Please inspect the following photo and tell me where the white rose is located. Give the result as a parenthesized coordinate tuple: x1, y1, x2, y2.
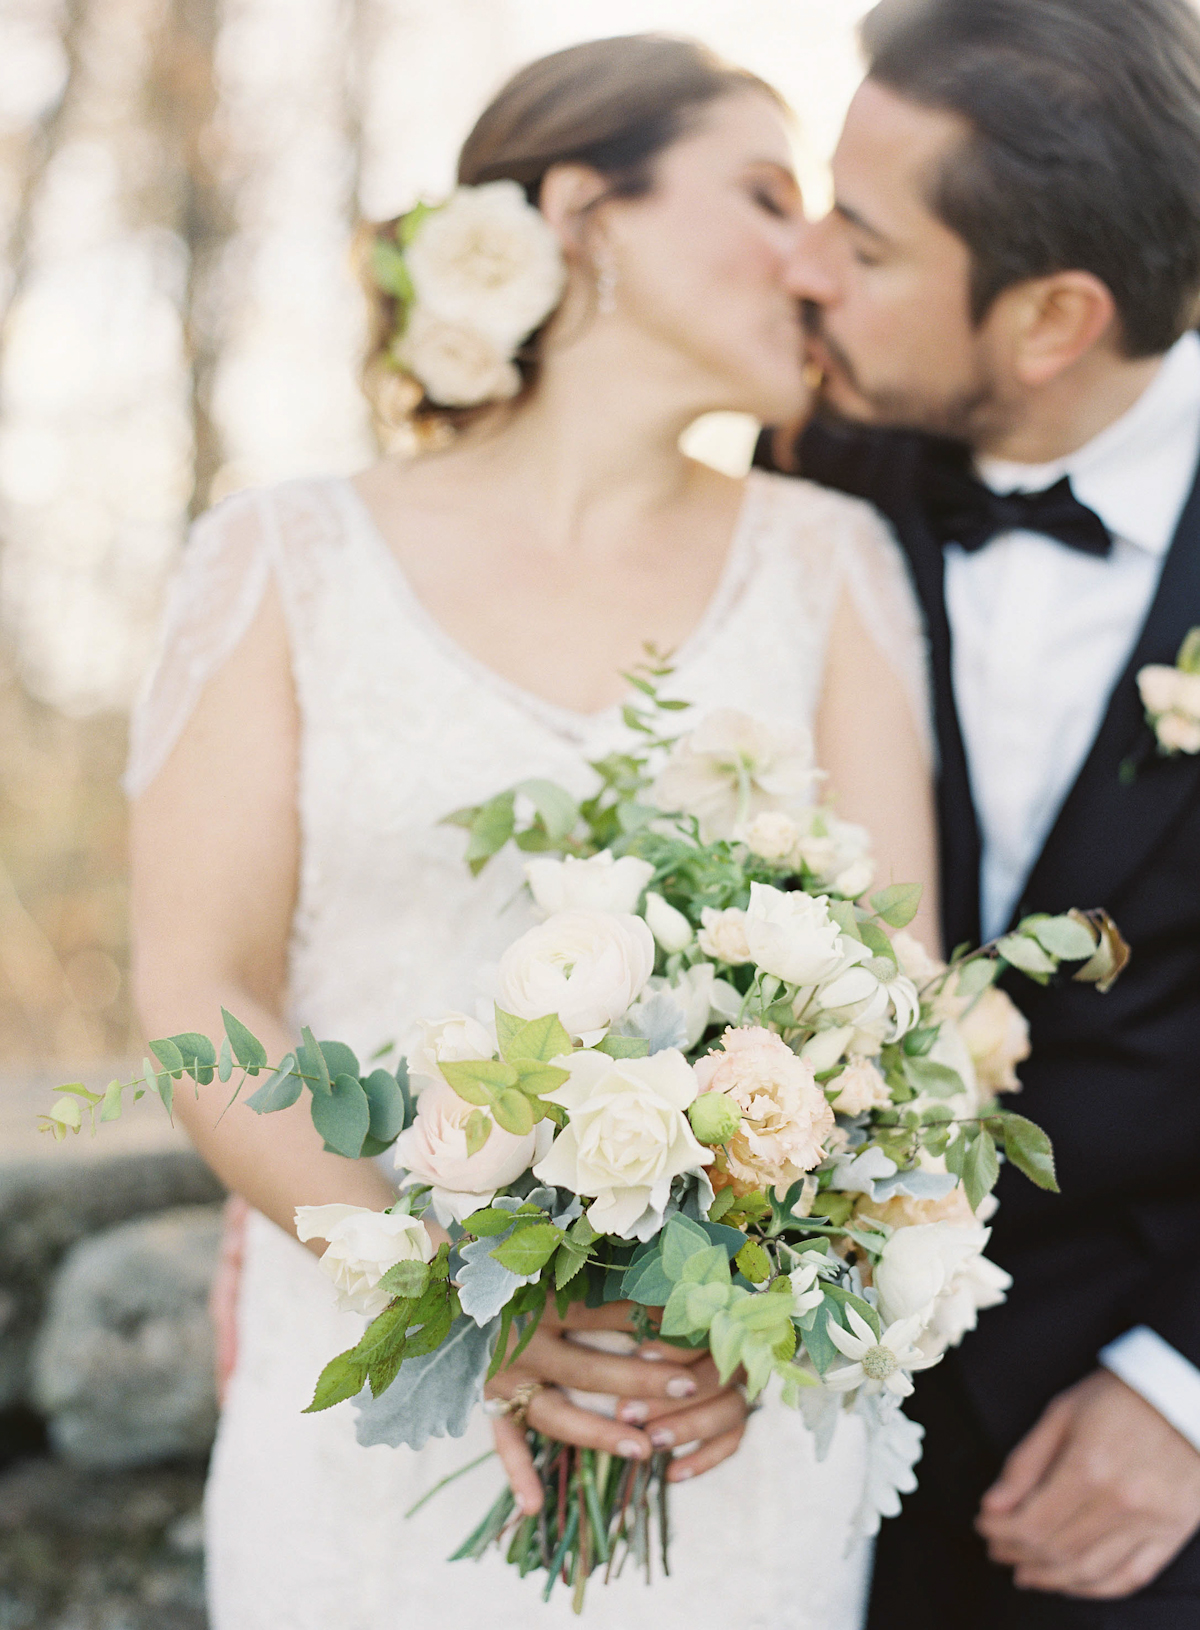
(525, 852, 654, 917)
(406, 1011, 496, 1090)
(744, 883, 844, 986)
(397, 308, 521, 407)
(495, 908, 654, 1045)
(406, 180, 567, 348)
(697, 906, 753, 965)
(644, 891, 694, 953)
(921, 1251, 1011, 1353)
(874, 1221, 1000, 1333)
(1138, 664, 1184, 717)
(391, 1079, 546, 1227)
(534, 1048, 711, 1240)
(833, 859, 876, 899)
(650, 710, 817, 840)
(828, 1057, 891, 1114)
(739, 810, 802, 862)
(794, 811, 873, 888)
(1156, 711, 1200, 753)
(294, 1203, 434, 1318)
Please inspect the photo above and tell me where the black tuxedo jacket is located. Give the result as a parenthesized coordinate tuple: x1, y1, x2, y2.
(760, 419, 1200, 1450)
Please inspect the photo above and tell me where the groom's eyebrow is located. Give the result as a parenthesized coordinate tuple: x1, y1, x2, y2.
(832, 201, 890, 244)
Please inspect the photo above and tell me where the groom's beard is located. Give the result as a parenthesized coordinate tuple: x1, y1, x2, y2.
(802, 304, 1015, 447)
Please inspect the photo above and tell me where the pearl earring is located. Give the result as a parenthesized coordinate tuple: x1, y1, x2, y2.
(596, 257, 618, 317)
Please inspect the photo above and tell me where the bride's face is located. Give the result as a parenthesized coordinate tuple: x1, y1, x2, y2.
(596, 91, 808, 422)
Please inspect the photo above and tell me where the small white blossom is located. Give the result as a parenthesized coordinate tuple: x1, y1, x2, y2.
(697, 906, 753, 965)
(644, 891, 695, 953)
(824, 1307, 937, 1398)
(651, 710, 817, 840)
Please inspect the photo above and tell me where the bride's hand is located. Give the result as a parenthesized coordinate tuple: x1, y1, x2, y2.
(484, 1299, 749, 1514)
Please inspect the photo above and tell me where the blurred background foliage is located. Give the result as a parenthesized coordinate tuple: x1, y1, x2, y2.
(0, 0, 872, 1074)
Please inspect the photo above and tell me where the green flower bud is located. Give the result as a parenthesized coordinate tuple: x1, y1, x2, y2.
(688, 1091, 741, 1145)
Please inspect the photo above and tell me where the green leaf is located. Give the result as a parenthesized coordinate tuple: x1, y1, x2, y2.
(996, 934, 1057, 978)
(1027, 914, 1098, 963)
(464, 1109, 491, 1156)
(962, 1128, 1000, 1211)
(462, 1206, 518, 1237)
(903, 1056, 968, 1099)
(499, 1010, 573, 1065)
(149, 1037, 185, 1079)
(377, 1258, 431, 1299)
(955, 958, 998, 998)
(492, 1088, 535, 1136)
(870, 883, 923, 929)
(708, 1306, 747, 1383)
(303, 1350, 368, 1413)
(660, 1213, 712, 1280)
(680, 1244, 733, 1286)
(361, 1068, 408, 1144)
(317, 1040, 361, 1080)
(554, 1241, 591, 1291)
(221, 1008, 267, 1072)
(512, 1059, 569, 1099)
(490, 1223, 563, 1275)
(856, 920, 896, 961)
(822, 1283, 882, 1340)
(311, 1073, 371, 1158)
(707, 1186, 737, 1223)
(439, 1058, 517, 1105)
(901, 1025, 939, 1057)
(464, 792, 516, 874)
(992, 1112, 1059, 1192)
(734, 1241, 772, 1284)
(167, 1032, 217, 1085)
(514, 779, 579, 843)
(98, 1079, 124, 1122)
(245, 1054, 302, 1114)
(297, 1027, 332, 1094)
(660, 1280, 732, 1339)
(595, 1033, 650, 1059)
(622, 1243, 676, 1307)
(370, 237, 414, 302)
(217, 1034, 233, 1084)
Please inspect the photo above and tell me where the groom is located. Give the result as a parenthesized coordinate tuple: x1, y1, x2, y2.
(764, 0, 1200, 1623)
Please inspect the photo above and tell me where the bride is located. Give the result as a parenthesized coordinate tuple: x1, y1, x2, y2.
(128, 34, 937, 1630)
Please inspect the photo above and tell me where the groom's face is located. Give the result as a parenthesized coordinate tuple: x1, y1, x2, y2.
(788, 79, 1017, 443)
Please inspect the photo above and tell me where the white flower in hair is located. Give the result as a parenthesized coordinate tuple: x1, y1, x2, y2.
(396, 308, 522, 408)
(406, 179, 567, 350)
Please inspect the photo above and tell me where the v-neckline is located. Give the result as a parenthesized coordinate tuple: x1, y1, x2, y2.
(333, 470, 762, 737)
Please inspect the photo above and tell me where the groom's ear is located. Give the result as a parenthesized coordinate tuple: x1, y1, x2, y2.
(538, 165, 613, 260)
(995, 270, 1120, 388)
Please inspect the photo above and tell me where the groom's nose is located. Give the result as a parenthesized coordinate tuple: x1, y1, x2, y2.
(784, 219, 838, 308)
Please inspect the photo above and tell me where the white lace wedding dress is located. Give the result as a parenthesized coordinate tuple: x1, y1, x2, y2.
(126, 467, 931, 1630)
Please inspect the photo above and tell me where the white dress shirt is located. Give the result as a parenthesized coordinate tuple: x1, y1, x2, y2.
(943, 328, 1200, 1448)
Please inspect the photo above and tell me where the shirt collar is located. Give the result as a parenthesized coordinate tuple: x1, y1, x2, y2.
(974, 330, 1200, 558)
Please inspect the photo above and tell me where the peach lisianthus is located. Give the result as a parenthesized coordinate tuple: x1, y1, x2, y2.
(693, 1026, 834, 1195)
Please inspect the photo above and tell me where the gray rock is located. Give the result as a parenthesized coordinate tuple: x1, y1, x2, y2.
(32, 1206, 222, 1469)
(0, 1152, 223, 1409)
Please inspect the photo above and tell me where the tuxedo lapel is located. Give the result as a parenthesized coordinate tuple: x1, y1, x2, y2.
(1014, 458, 1200, 920)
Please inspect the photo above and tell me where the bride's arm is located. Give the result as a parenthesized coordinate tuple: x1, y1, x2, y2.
(130, 578, 396, 1244)
(815, 580, 941, 956)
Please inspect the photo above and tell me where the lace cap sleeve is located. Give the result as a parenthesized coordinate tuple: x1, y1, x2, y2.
(835, 497, 935, 768)
(124, 489, 275, 798)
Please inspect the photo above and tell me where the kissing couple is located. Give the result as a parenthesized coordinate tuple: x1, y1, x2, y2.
(129, 2, 1200, 1627)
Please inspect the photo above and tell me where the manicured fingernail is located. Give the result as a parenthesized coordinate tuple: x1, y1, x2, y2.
(638, 1349, 665, 1362)
(650, 1426, 675, 1449)
(616, 1438, 647, 1459)
(618, 1401, 649, 1423)
(665, 1376, 696, 1399)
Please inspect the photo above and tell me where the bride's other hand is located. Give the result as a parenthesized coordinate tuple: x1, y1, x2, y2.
(485, 1300, 748, 1513)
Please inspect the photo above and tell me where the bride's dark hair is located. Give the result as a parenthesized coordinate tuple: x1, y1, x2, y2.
(361, 34, 784, 445)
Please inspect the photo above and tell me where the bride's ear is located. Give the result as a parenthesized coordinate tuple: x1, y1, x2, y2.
(538, 165, 612, 263)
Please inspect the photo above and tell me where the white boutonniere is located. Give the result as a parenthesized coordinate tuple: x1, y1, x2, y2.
(1137, 628, 1200, 756)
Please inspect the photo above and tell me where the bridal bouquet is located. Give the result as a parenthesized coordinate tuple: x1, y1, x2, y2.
(41, 661, 1126, 1610)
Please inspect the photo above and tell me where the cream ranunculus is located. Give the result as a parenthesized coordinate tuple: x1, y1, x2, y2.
(692, 1025, 834, 1194)
(406, 1011, 497, 1091)
(405, 180, 567, 348)
(739, 810, 802, 863)
(495, 909, 654, 1046)
(524, 852, 654, 917)
(294, 1203, 434, 1318)
(744, 883, 845, 987)
(956, 985, 1030, 1095)
(396, 308, 521, 407)
(697, 906, 753, 965)
(828, 1056, 891, 1115)
(391, 1079, 545, 1227)
(920, 1250, 1011, 1353)
(533, 1049, 711, 1240)
(650, 710, 817, 840)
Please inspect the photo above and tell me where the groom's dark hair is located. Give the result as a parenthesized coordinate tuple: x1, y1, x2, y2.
(861, 0, 1200, 355)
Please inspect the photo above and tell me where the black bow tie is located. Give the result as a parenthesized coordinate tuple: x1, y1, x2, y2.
(923, 448, 1112, 556)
